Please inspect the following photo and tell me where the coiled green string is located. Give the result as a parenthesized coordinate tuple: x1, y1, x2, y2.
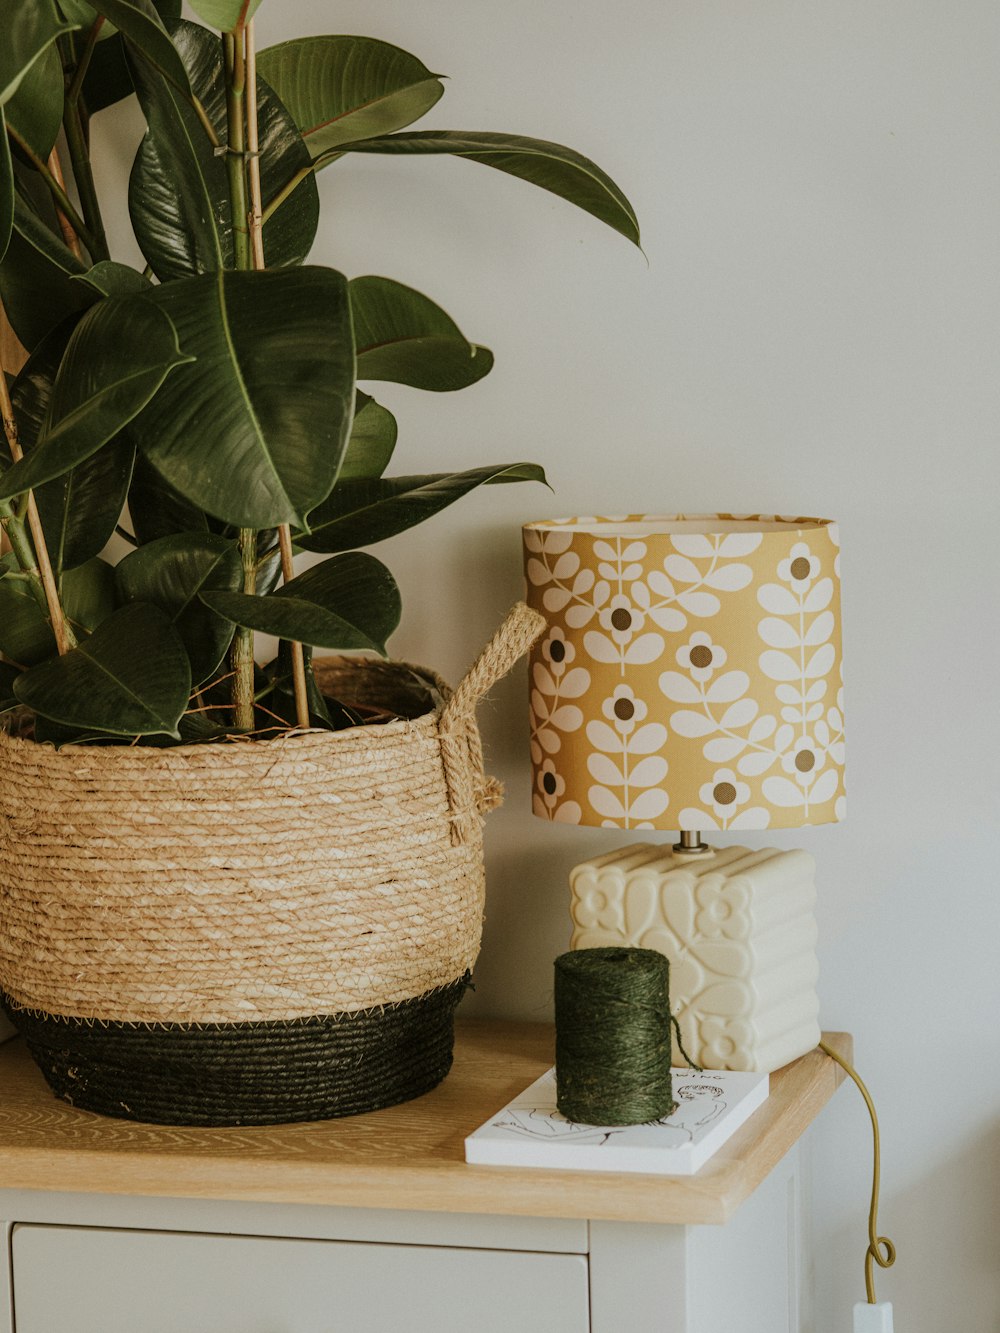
(555, 947, 678, 1126)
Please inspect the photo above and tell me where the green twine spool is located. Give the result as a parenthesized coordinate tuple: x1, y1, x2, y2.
(554, 946, 675, 1126)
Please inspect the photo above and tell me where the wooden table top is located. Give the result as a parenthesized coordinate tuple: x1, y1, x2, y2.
(0, 1020, 849, 1225)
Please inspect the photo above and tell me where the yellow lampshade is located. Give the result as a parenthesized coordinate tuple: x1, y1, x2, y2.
(523, 514, 844, 832)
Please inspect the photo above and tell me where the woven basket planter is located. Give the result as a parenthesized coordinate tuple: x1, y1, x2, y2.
(0, 603, 543, 1126)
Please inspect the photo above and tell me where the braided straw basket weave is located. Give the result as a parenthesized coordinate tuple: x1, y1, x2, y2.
(0, 603, 544, 1125)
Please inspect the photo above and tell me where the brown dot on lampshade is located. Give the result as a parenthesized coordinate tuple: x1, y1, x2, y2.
(794, 749, 816, 772)
(713, 782, 737, 805)
(613, 698, 635, 720)
(543, 772, 558, 795)
(790, 556, 811, 580)
(549, 639, 566, 662)
(610, 608, 633, 631)
(689, 644, 713, 668)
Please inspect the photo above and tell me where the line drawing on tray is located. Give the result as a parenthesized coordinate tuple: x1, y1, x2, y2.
(488, 1076, 732, 1146)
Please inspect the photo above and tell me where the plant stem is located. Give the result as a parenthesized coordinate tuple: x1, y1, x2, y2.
(61, 101, 110, 262)
(6, 125, 98, 257)
(261, 163, 315, 227)
(223, 32, 250, 272)
(0, 348, 75, 654)
(66, 16, 105, 106)
(46, 147, 84, 260)
(245, 19, 310, 730)
(230, 526, 257, 729)
(223, 27, 256, 729)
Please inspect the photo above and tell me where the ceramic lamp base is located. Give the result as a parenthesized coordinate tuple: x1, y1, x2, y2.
(569, 843, 820, 1073)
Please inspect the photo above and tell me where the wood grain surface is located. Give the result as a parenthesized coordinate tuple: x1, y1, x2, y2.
(0, 1020, 849, 1225)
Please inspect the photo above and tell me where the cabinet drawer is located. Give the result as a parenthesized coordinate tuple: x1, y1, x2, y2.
(13, 1224, 590, 1333)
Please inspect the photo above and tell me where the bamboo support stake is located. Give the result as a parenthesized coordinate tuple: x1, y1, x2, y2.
(245, 19, 309, 730)
(46, 147, 84, 261)
(0, 347, 75, 655)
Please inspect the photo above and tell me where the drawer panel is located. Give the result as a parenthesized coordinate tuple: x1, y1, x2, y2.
(13, 1224, 590, 1333)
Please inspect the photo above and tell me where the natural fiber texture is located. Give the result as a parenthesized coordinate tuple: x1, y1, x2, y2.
(0, 603, 546, 1027)
(2, 976, 470, 1125)
(554, 947, 676, 1126)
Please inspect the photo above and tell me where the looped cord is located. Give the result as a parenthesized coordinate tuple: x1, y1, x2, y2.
(439, 603, 546, 846)
(820, 1039, 897, 1305)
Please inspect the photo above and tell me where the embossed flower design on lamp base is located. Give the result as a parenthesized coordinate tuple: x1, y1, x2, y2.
(523, 514, 845, 1074)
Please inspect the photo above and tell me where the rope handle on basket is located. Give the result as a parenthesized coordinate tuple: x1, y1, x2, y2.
(439, 602, 547, 846)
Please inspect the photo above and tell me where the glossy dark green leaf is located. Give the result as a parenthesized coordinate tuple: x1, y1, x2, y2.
(351, 276, 493, 392)
(14, 601, 191, 736)
(115, 531, 242, 683)
(329, 131, 641, 248)
(256, 37, 443, 160)
(0, 661, 21, 711)
(129, 19, 318, 280)
(130, 267, 355, 529)
(85, 0, 193, 100)
(79, 0, 183, 114)
(6, 43, 63, 159)
(0, 554, 56, 665)
(202, 551, 400, 655)
(0, 112, 12, 265)
(339, 392, 397, 480)
(10, 320, 135, 571)
(298, 463, 546, 554)
(0, 194, 94, 351)
(62, 556, 118, 634)
(2, 3, 74, 107)
(74, 260, 154, 297)
(0, 296, 190, 503)
(128, 453, 210, 544)
(186, 0, 264, 32)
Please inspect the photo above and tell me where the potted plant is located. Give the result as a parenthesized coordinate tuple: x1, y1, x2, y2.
(0, 0, 639, 1123)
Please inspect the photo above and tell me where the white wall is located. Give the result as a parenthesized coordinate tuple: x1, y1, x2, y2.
(119, 1, 1000, 1327)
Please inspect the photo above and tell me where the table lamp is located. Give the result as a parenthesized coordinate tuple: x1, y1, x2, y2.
(523, 513, 844, 1073)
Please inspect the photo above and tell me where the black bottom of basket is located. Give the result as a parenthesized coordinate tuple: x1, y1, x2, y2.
(1, 977, 471, 1127)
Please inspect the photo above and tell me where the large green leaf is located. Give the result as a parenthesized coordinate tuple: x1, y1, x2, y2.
(339, 392, 397, 480)
(298, 463, 546, 554)
(10, 322, 135, 572)
(257, 37, 443, 159)
(186, 0, 264, 32)
(84, 0, 193, 99)
(14, 601, 191, 736)
(351, 276, 493, 392)
(202, 551, 400, 655)
(74, 260, 153, 297)
(2, 4, 74, 107)
(79, 0, 183, 114)
(126, 459, 281, 598)
(0, 554, 57, 665)
(127, 453, 211, 544)
(0, 193, 94, 350)
(6, 43, 63, 159)
(0, 112, 11, 265)
(329, 131, 641, 248)
(130, 266, 355, 530)
(0, 662, 21, 712)
(129, 19, 318, 278)
(62, 556, 118, 635)
(0, 296, 189, 503)
(114, 531, 242, 683)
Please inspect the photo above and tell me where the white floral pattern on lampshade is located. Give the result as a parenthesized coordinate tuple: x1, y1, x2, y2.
(523, 514, 844, 831)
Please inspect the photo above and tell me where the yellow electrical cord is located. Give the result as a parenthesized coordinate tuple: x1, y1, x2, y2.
(819, 1040, 897, 1304)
